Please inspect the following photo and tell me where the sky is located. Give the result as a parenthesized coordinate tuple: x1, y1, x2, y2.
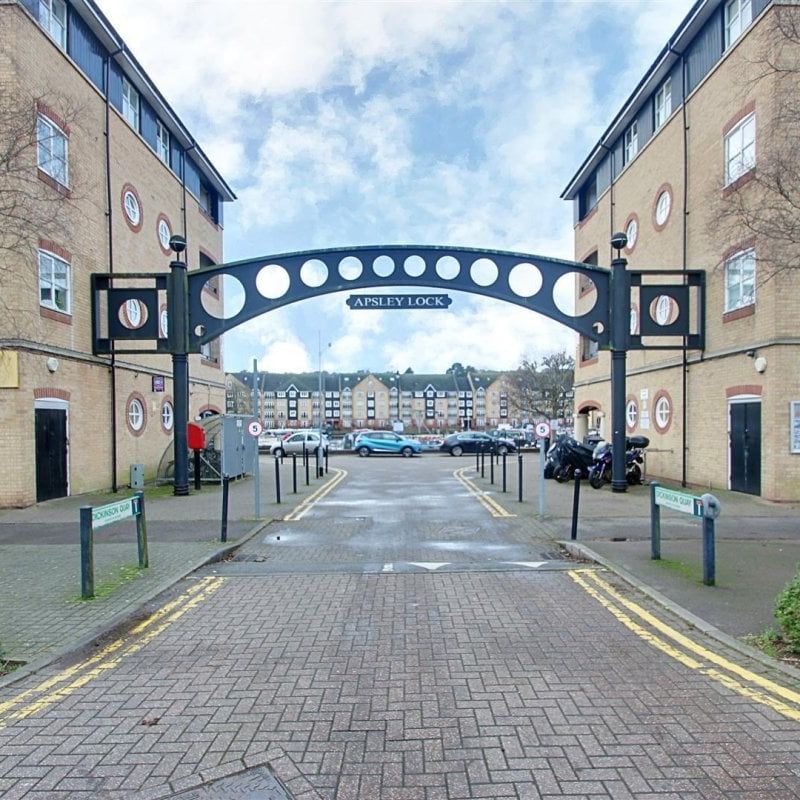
(102, 0, 694, 375)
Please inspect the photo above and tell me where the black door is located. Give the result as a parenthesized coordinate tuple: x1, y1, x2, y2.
(35, 408, 68, 502)
(730, 402, 761, 495)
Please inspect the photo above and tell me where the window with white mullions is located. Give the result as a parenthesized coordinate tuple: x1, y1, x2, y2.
(156, 120, 170, 165)
(37, 115, 68, 186)
(39, 0, 67, 50)
(725, 0, 752, 49)
(122, 77, 140, 130)
(724, 248, 756, 312)
(38, 250, 71, 313)
(128, 397, 144, 432)
(624, 120, 638, 165)
(654, 77, 672, 130)
(725, 113, 755, 185)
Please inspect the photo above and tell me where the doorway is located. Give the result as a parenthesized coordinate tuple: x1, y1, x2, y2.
(729, 400, 761, 495)
(35, 403, 69, 502)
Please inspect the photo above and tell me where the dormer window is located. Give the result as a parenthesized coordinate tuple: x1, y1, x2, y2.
(624, 121, 639, 165)
(39, 0, 66, 50)
(725, 0, 752, 49)
(122, 77, 140, 131)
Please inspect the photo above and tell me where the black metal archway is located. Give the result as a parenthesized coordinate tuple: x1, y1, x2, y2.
(92, 240, 704, 495)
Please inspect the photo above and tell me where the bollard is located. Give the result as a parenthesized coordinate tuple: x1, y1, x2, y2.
(305, 451, 310, 486)
(193, 448, 202, 491)
(481, 447, 485, 478)
(650, 482, 661, 560)
(79, 506, 94, 599)
(490, 451, 494, 484)
(475, 447, 479, 471)
(135, 490, 148, 568)
(292, 453, 298, 493)
(703, 515, 715, 586)
(325, 447, 329, 474)
(302, 442, 307, 469)
(220, 475, 230, 542)
(502, 452, 507, 492)
(517, 452, 523, 502)
(275, 456, 281, 504)
(570, 469, 582, 540)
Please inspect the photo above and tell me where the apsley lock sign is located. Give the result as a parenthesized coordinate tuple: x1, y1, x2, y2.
(347, 294, 452, 310)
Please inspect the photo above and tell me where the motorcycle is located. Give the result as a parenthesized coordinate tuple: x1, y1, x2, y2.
(545, 436, 595, 482)
(588, 436, 649, 489)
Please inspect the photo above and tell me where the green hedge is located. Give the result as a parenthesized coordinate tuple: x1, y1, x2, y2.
(775, 569, 800, 653)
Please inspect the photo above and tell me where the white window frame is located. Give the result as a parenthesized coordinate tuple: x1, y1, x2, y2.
(37, 114, 68, 186)
(128, 397, 145, 432)
(123, 190, 141, 227)
(38, 249, 71, 314)
(122, 77, 140, 130)
(724, 112, 755, 185)
(654, 77, 672, 129)
(156, 120, 170, 164)
(39, 0, 67, 50)
(724, 248, 756, 312)
(725, 0, 752, 49)
(624, 121, 638, 164)
(161, 401, 174, 432)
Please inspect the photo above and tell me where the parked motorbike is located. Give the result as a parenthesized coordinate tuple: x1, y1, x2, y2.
(544, 436, 595, 482)
(588, 436, 649, 489)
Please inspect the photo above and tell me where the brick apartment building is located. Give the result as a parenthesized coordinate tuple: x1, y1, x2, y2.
(0, 0, 234, 507)
(231, 370, 521, 433)
(563, 0, 800, 500)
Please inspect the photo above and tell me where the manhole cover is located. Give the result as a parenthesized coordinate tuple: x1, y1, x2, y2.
(169, 765, 293, 799)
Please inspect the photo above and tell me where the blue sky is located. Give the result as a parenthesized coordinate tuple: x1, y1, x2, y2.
(103, 0, 693, 374)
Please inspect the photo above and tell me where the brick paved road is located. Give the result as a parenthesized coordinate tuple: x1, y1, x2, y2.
(1, 456, 799, 798)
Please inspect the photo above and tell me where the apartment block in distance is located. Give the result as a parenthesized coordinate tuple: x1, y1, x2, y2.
(562, 0, 800, 500)
(0, 0, 235, 507)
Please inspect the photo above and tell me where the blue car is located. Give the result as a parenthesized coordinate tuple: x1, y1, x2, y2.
(353, 431, 423, 457)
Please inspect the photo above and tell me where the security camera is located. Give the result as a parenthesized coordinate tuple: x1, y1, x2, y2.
(610, 232, 628, 251)
(169, 234, 187, 254)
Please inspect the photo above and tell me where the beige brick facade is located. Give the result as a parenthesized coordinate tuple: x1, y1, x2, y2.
(568, 2, 799, 501)
(0, 1, 231, 506)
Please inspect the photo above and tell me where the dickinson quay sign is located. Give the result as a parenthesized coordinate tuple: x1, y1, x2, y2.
(346, 294, 452, 309)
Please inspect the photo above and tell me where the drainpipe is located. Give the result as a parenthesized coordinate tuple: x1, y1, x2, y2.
(105, 48, 123, 493)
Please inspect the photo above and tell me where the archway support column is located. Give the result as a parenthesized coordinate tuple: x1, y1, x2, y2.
(610, 249, 629, 493)
(168, 243, 190, 496)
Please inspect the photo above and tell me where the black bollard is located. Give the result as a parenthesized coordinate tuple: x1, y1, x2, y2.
(292, 453, 298, 494)
(481, 447, 485, 478)
(220, 475, 230, 542)
(490, 451, 494, 484)
(325, 447, 329, 474)
(305, 451, 310, 486)
(517, 452, 523, 502)
(502, 452, 507, 492)
(193, 448, 202, 491)
(275, 456, 281, 504)
(475, 447, 479, 471)
(570, 469, 582, 540)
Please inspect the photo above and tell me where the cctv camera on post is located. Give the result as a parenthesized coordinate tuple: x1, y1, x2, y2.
(169, 234, 187, 255)
(610, 231, 628, 252)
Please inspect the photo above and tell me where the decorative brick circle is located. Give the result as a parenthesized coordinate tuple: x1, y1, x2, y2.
(652, 183, 673, 232)
(125, 391, 147, 436)
(121, 183, 143, 233)
(156, 213, 173, 255)
(623, 213, 639, 253)
(651, 389, 673, 434)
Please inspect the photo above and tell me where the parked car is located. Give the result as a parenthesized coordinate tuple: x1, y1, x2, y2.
(270, 431, 329, 458)
(440, 432, 517, 456)
(353, 431, 423, 457)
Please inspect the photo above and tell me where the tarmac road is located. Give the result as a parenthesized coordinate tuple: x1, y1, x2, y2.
(1, 455, 799, 799)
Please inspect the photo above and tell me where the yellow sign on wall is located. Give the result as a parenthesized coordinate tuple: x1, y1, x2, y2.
(0, 351, 19, 388)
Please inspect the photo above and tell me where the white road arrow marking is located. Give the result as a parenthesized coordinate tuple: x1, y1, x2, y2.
(408, 562, 450, 571)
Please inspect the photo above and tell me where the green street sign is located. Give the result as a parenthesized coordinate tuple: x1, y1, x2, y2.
(91, 497, 137, 529)
(654, 486, 703, 517)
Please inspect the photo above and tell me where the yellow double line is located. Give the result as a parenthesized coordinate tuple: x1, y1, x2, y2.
(283, 468, 347, 522)
(454, 467, 516, 518)
(0, 576, 224, 729)
(570, 569, 800, 721)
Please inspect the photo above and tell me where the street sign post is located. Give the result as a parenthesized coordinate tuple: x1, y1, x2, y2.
(535, 422, 550, 518)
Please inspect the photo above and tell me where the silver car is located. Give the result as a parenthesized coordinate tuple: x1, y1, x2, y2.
(270, 431, 329, 458)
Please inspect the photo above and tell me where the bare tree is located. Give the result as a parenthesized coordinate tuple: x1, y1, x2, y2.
(712, 7, 800, 283)
(507, 350, 574, 421)
(0, 86, 83, 321)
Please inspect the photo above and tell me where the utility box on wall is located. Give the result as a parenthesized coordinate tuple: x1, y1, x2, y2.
(130, 463, 144, 489)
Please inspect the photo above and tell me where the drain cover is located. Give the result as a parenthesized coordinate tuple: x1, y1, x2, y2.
(169, 766, 293, 799)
